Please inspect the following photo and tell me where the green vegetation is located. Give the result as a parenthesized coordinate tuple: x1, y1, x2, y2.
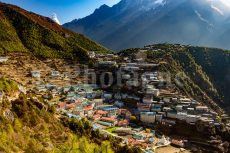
(106, 127, 117, 133)
(0, 2, 109, 62)
(118, 48, 140, 57)
(187, 47, 230, 107)
(0, 84, 141, 153)
(0, 94, 115, 153)
(64, 119, 141, 153)
(0, 77, 18, 93)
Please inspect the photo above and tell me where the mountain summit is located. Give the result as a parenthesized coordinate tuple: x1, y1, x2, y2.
(51, 13, 61, 25)
(0, 2, 108, 61)
(64, 0, 230, 51)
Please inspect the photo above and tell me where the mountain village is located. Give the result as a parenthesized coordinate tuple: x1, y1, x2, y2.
(1, 0, 230, 152)
(1, 48, 228, 153)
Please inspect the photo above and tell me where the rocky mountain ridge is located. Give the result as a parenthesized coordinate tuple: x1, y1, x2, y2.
(64, 0, 230, 51)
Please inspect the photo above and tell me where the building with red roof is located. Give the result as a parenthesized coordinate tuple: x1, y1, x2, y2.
(118, 120, 129, 127)
(100, 117, 117, 125)
(95, 110, 108, 116)
(66, 103, 76, 109)
(58, 102, 66, 109)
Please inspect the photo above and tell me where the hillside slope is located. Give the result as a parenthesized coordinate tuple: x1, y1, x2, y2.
(120, 44, 230, 113)
(0, 2, 108, 62)
(0, 77, 140, 153)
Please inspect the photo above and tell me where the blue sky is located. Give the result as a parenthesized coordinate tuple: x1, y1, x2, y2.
(0, 0, 120, 24)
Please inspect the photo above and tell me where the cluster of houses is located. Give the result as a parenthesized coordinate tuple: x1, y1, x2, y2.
(138, 97, 219, 126)
(143, 44, 188, 51)
(34, 82, 132, 128)
(113, 127, 171, 150)
(0, 49, 227, 152)
(29, 51, 222, 152)
(90, 52, 220, 128)
(32, 77, 173, 150)
(31, 70, 60, 78)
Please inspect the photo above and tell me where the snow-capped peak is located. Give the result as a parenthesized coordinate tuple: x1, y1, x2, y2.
(51, 13, 61, 25)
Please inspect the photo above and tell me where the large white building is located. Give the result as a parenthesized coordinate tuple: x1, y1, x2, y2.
(186, 115, 200, 123)
(31, 70, 41, 78)
(122, 74, 131, 80)
(196, 106, 209, 112)
(0, 57, 9, 63)
(146, 88, 160, 97)
(140, 112, 156, 124)
(142, 95, 153, 103)
(89, 51, 95, 58)
(51, 71, 60, 78)
(175, 105, 183, 111)
(176, 112, 188, 120)
(93, 99, 104, 107)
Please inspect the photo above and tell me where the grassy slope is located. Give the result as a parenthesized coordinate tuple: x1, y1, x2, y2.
(0, 2, 109, 62)
(0, 77, 18, 93)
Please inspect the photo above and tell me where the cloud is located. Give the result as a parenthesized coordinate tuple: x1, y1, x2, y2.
(194, 10, 213, 27)
(154, 0, 165, 5)
(211, 4, 224, 15)
(219, 0, 230, 8)
(51, 13, 61, 25)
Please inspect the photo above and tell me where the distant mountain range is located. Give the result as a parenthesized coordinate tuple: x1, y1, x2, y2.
(64, 0, 230, 51)
(0, 2, 108, 61)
